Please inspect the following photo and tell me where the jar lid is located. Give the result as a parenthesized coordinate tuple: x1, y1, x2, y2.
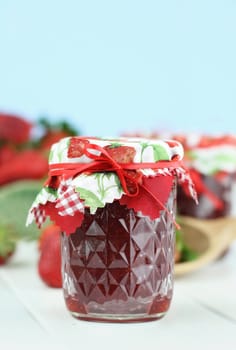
(27, 136, 196, 234)
(49, 136, 184, 166)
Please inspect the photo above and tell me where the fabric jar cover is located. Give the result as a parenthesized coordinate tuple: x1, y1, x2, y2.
(27, 136, 197, 234)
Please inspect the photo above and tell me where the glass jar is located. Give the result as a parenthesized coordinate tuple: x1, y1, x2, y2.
(62, 183, 176, 322)
(27, 136, 195, 323)
(174, 134, 236, 219)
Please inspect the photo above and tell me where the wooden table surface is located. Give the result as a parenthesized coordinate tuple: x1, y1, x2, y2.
(0, 241, 236, 350)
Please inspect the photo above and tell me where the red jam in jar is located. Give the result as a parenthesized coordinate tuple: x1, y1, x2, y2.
(27, 136, 195, 323)
(62, 187, 176, 322)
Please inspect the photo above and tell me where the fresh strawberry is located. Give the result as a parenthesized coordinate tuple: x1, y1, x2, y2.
(0, 150, 48, 186)
(0, 145, 17, 166)
(38, 224, 62, 288)
(0, 224, 16, 266)
(68, 137, 89, 158)
(104, 145, 136, 163)
(0, 113, 31, 144)
(38, 224, 59, 250)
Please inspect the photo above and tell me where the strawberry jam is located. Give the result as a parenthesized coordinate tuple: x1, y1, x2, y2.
(61, 184, 176, 322)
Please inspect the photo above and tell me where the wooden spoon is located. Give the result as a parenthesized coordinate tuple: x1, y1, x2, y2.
(175, 216, 236, 276)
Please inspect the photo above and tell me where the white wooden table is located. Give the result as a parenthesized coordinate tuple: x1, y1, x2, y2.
(0, 241, 236, 350)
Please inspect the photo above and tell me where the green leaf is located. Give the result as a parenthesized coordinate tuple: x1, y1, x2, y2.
(76, 187, 104, 212)
(0, 180, 44, 241)
(152, 145, 169, 161)
(37, 116, 78, 135)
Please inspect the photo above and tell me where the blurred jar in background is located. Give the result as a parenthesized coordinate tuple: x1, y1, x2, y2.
(175, 134, 236, 219)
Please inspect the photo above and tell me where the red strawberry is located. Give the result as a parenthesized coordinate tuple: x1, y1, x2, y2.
(0, 150, 48, 186)
(0, 145, 17, 166)
(38, 224, 57, 250)
(104, 145, 136, 163)
(0, 113, 31, 144)
(38, 224, 62, 288)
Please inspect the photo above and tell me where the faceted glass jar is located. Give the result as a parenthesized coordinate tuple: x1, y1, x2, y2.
(61, 182, 176, 323)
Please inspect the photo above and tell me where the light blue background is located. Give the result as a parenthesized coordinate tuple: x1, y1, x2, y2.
(0, 0, 236, 136)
